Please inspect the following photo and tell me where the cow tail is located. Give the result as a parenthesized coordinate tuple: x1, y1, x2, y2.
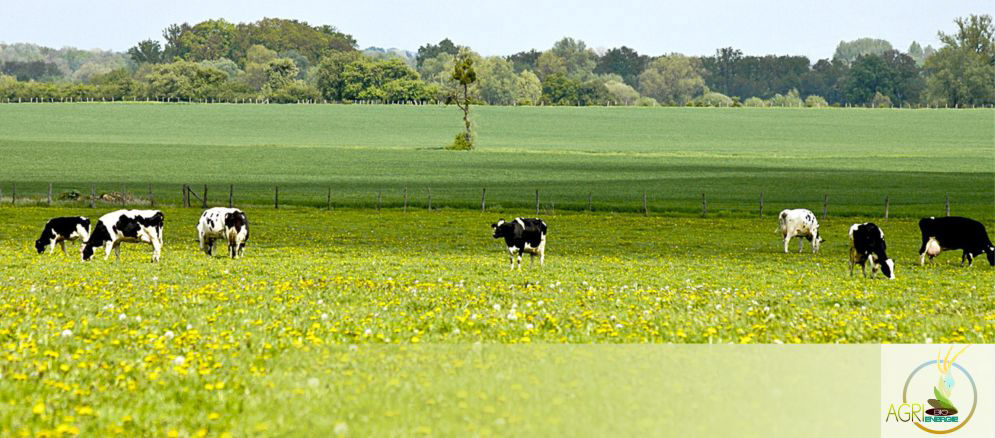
(776, 211, 787, 234)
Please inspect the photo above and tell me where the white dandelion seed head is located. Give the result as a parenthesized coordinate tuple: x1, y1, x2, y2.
(163, 330, 175, 340)
(60, 329, 72, 338)
(173, 356, 186, 366)
(118, 313, 127, 321)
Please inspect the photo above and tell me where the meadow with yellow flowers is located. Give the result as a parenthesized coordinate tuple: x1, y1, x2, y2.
(0, 206, 990, 435)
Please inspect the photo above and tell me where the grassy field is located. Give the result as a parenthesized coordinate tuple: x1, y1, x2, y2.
(0, 104, 991, 217)
(0, 207, 990, 435)
(0, 105, 992, 435)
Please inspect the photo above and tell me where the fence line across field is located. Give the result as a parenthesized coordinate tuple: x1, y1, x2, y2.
(0, 183, 970, 221)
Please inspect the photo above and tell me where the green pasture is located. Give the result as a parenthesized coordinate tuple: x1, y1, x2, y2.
(0, 104, 991, 218)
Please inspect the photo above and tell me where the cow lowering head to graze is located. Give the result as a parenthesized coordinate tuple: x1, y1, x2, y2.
(82, 210, 164, 262)
(848, 223, 894, 279)
(197, 207, 249, 259)
(918, 216, 994, 267)
(492, 218, 547, 270)
(777, 209, 824, 253)
(35, 216, 90, 255)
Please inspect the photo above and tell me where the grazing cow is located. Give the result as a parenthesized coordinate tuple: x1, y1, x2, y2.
(197, 207, 249, 258)
(82, 210, 164, 262)
(777, 209, 824, 253)
(918, 216, 995, 267)
(35, 216, 91, 255)
(491, 218, 547, 269)
(848, 223, 895, 279)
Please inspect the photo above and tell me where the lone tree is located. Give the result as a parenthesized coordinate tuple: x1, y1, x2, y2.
(449, 50, 477, 150)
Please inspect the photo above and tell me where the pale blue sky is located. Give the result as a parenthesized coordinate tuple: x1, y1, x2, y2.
(1, 1, 990, 58)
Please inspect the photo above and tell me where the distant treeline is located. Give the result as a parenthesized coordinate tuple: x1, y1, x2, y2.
(1, 15, 992, 107)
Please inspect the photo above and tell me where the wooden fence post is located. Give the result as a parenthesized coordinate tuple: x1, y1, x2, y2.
(481, 188, 486, 212)
(823, 194, 828, 218)
(884, 195, 889, 221)
(91, 184, 96, 208)
(945, 193, 950, 216)
(588, 192, 592, 212)
(535, 189, 540, 215)
(403, 187, 408, 212)
(229, 184, 233, 208)
(643, 191, 648, 216)
(149, 183, 154, 207)
(701, 193, 707, 217)
(202, 185, 208, 208)
(759, 191, 764, 217)
(274, 186, 279, 209)
(428, 188, 432, 211)
(377, 191, 382, 211)
(326, 187, 331, 210)
(48, 183, 52, 205)
(10, 182, 14, 205)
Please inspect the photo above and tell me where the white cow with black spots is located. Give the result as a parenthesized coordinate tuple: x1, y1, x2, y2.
(197, 207, 250, 258)
(777, 208, 824, 253)
(82, 210, 164, 262)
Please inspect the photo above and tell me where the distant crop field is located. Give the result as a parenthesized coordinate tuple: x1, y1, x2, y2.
(0, 104, 991, 218)
(0, 207, 991, 435)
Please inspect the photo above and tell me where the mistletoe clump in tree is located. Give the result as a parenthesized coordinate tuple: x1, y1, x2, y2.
(448, 50, 477, 150)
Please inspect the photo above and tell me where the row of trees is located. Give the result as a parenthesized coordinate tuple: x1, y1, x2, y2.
(1, 15, 992, 106)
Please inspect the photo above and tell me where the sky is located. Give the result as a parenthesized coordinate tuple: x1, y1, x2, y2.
(1, 0, 990, 59)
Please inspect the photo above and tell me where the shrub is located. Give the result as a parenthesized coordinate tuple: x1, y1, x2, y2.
(635, 96, 657, 106)
(871, 91, 892, 108)
(743, 97, 766, 107)
(805, 95, 829, 108)
(700, 91, 733, 107)
(769, 89, 803, 107)
(446, 132, 473, 151)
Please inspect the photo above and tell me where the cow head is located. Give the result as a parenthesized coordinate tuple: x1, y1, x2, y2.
(34, 238, 47, 254)
(987, 245, 995, 266)
(880, 258, 895, 280)
(81, 240, 96, 261)
(491, 219, 510, 239)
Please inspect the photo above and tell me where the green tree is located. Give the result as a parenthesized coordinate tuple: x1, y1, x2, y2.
(604, 79, 640, 105)
(833, 38, 893, 64)
(547, 37, 596, 80)
(128, 40, 163, 64)
(477, 57, 517, 105)
(264, 58, 299, 91)
(595, 46, 648, 87)
(416, 38, 458, 68)
(451, 49, 477, 147)
(637, 55, 705, 105)
(924, 14, 994, 106)
(180, 19, 237, 61)
(514, 70, 542, 105)
(843, 55, 895, 105)
(241, 45, 277, 90)
(314, 51, 363, 100)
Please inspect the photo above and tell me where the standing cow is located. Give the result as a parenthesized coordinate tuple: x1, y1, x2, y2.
(197, 207, 249, 258)
(82, 210, 164, 262)
(35, 216, 90, 255)
(777, 209, 824, 253)
(918, 216, 994, 267)
(491, 218, 547, 270)
(848, 223, 895, 279)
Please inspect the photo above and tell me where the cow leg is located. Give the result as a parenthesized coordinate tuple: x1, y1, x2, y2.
(965, 252, 974, 267)
(49, 239, 57, 254)
(113, 244, 121, 261)
(539, 247, 545, 268)
(798, 237, 804, 253)
(783, 235, 791, 253)
(103, 242, 114, 260)
(58, 240, 67, 255)
(517, 253, 523, 270)
(918, 239, 928, 266)
(151, 238, 161, 263)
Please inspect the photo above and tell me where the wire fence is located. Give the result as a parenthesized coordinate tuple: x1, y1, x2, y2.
(0, 182, 983, 221)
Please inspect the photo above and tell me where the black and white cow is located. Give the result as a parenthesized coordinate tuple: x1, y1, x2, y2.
(491, 218, 547, 270)
(82, 210, 164, 262)
(918, 216, 995, 267)
(197, 207, 249, 258)
(848, 223, 894, 279)
(35, 216, 90, 255)
(777, 209, 824, 253)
